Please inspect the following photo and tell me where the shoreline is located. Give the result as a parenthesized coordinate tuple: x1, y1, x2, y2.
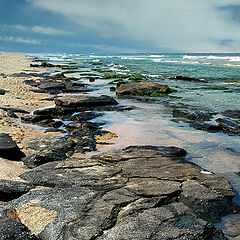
(0, 53, 240, 239)
(0, 54, 59, 180)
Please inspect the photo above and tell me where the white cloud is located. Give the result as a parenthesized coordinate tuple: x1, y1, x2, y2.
(9, 25, 28, 31)
(28, 0, 240, 52)
(3, 36, 41, 45)
(7, 24, 71, 35)
(32, 26, 70, 35)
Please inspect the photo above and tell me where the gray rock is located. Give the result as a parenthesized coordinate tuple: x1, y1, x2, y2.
(24, 135, 75, 154)
(97, 202, 226, 240)
(21, 114, 63, 129)
(0, 187, 98, 239)
(180, 180, 238, 222)
(0, 146, 236, 239)
(172, 109, 215, 121)
(0, 217, 38, 240)
(69, 111, 103, 121)
(61, 189, 139, 239)
(22, 151, 68, 169)
(22, 136, 76, 168)
(221, 109, 240, 120)
(216, 117, 240, 135)
(0, 133, 23, 160)
(21, 114, 53, 124)
(33, 107, 76, 118)
(169, 75, 208, 83)
(189, 121, 222, 133)
(125, 178, 181, 197)
(0, 180, 34, 202)
(55, 95, 119, 108)
(20, 159, 123, 189)
(39, 82, 66, 90)
(23, 79, 39, 87)
(116, 81, 173, 96)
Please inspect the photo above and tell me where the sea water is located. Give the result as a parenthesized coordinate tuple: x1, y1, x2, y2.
(28, 52, 240, 238)
(28, 52, 240, 173)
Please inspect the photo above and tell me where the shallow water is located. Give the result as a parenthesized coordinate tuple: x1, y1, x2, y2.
(28, 52, 240, 238)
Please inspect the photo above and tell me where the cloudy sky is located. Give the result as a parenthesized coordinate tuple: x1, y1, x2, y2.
(0, 0, 240, 53)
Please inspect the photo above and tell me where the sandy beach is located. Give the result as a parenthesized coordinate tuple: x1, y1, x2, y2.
(0, 53, 56, 180)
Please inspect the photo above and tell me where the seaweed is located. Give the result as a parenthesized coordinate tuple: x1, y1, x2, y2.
(136, 87, 176, 97)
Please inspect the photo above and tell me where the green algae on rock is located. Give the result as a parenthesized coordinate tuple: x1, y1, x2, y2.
(116, 81, 175, 97)
(103, 73, 145, 80)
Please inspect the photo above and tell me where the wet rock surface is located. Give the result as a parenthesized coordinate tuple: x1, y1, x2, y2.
(222, 110, 240, 120)
(1, 146, 237, 239)
(216, 118, 240, 135)
(172, 108, 240, 135)
(172, 109, 215, 122)
(169, 75, 208, 83)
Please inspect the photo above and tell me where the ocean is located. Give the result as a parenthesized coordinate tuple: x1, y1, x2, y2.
(28, 52, 240, 200)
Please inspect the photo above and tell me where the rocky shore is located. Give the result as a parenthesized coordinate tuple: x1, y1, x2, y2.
(0, 54, 239, 239)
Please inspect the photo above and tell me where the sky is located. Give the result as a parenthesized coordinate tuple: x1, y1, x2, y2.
(0, 0, 240, 53)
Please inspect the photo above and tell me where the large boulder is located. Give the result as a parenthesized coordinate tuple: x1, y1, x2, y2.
(55, 95, 119, 108)
(116, 81, 174, 96)
(0, 133, 23, 161)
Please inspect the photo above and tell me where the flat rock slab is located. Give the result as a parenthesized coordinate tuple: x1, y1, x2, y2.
(0, 146, 238, 239)
(116, 81, 172, 96)
(0, 133, 22, 161)
(55, 95, 119, 108)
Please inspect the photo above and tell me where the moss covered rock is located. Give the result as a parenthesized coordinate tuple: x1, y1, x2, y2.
(116, 81, 175, 97)
(103, 73, 145, 80)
